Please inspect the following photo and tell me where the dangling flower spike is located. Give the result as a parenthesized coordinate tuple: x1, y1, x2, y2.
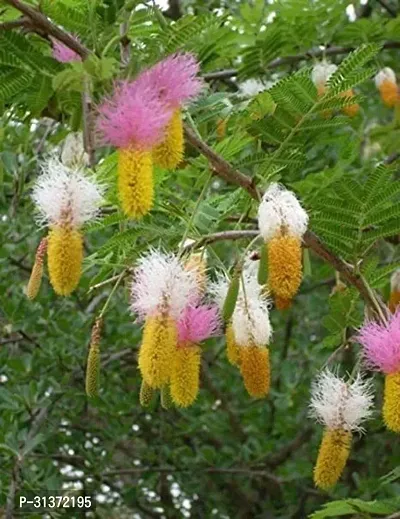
(356, 310, 400, 432)
(389, 269, 400, 313)
(131, 250, 199, 389)
(97, 80, 171, 218)
(212, 263, 273, 398)
(170, 304, 220, 407)
(257, 183, 309, 309)
(375, 68, 399, 108)
(309, 370, 374, 490)
(32, 158, 103, 296)
(136, 53, 202, 170)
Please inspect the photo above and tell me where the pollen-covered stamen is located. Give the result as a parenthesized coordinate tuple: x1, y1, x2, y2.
(341, 89, 359, 117)
(226, 323, 240, 366)
(26, 237, 48, 300)
(375, 68, 399, 108)
(314, 428, 352, 490)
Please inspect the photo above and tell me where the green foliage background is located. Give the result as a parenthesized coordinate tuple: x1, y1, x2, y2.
(1, 0, 400, 517)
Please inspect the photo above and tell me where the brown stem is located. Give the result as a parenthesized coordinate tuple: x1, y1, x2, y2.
(4, 0, 90, 58)
(184, 124, 386, 316)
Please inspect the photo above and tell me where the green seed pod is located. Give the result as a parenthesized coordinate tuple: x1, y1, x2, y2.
(140, 380, 155, 407)
(26, 237, 48, 300)
(222, 267, 241, 322)
(257, 243, 268, 286)
(160, 384, 174, 410)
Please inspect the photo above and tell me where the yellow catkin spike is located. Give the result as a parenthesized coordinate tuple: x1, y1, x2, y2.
(314, 428, 351, 490)
(118, 147, 154, 218)
(185, 253, 207, 293)
(139, 315, 177, 388)
(316, 85, 332, 119)
(47, 226, 83, 296)
(170, 343, 201, 407)
(26, 237, 48, 300)
(160, 384, 174, 409)
(274, 296, 292, 311)
(226, 323, 240, 366)
(379, 80, 399, 108)
(239, 345, 270, 398)
(341, 89, 359, 117)
(268, 234, 302, 307)
(153, 110, 184, 170)
(85, 318, 102, 398)
(139, 380, 155, 407)
(389, 291, 400, 313)
(383, 371, 400, 433)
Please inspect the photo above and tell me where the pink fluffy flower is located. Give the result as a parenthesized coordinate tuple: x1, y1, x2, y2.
(356, 310, 400, 374)
(97, 80, 172, 149)
(51, 38, 81, 63)
(178, 304, 221, 345)
(136, 53, 203, 109)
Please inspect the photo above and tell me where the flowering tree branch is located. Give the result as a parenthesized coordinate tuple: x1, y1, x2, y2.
(184, 124, 387, 317)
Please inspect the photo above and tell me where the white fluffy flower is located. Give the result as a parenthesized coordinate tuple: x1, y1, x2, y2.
(61, 132, 89, 168)
(131, 250, 199, 320)
(238, 79, 267, 98)
(309, 370, 374, 432)
(211, 265, 272, 347)
(32, 157, 103, 228)
(311, 62, 338, 88)
(375, 67, 396, 87)
(257, 183, 308, 241)
(391, 269, 400, 292)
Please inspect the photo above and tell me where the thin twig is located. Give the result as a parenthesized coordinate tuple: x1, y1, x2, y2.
(184, 125, 386, 317)
(0, 17, 31, 30)
(376, 0, 397, 17)
(203, 41, 400, 80)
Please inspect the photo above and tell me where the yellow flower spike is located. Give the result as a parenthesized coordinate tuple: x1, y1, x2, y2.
(341, 89, 359, 117)
(314, 428, 351, 490)
(153, 110, 184, 170)
(239, 345, 270, 398)
(170, 343, 201, 407)
(268, 234, 302, 306)
(47, 226, 83, 296)
(118, 148, 154, 218)
(310, 370, 373, 490)
(85, 318, 103, 398)
(383, 371, 400, 433)
(226, 323, 240, 367)
(26, 237, 48, 300)
(140, 380, 155, 407)
(138, 315, 177, 388)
